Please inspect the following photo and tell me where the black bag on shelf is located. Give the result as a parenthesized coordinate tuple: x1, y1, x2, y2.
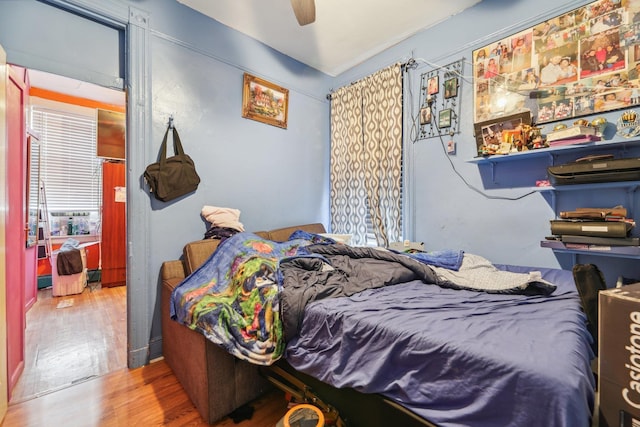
(144, 125, 200, 202)
(548, 154, 640, 185)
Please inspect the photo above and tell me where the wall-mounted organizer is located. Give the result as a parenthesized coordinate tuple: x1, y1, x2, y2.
(418, 58, 464, 140)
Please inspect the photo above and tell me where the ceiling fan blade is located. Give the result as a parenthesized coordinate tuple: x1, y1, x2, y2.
(290, 0, 315, 26)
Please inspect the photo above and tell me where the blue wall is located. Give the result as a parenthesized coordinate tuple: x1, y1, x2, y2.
(0, 0, 331, 364)
(334, 0, 640, 286)
(1, 0, 637, 365)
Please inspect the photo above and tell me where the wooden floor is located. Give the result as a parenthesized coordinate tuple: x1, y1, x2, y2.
(10, 284, 128, 403)
(3, 359, 287, 427)
(3, 284, 289, 426)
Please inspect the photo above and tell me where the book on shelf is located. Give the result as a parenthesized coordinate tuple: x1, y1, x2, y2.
(605, 217, 636, 226)
(547, 135, 601, 146)
(560, 206, 628, 219)
(559, 235, 640, 246)
(550, 219, 633, 237)
(546, 125, 596, 142)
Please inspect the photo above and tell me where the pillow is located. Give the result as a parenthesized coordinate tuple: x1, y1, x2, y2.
(319, 233, 352, 245)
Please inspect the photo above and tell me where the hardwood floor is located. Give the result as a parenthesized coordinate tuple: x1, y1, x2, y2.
(10, 285, 127, 403)
(3, 359, 288, 427)
(3, 284, 289, 426)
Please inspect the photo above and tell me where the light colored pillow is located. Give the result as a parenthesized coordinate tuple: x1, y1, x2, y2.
(388, 241, 425, 252)
(319, 233, 352, 245)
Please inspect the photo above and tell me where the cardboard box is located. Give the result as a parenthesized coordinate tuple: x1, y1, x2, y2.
(599, 283, 640, 427)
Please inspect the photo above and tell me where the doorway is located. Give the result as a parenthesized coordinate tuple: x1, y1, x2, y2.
(0, 0, 154, 386)
(9, 69, 128, 403)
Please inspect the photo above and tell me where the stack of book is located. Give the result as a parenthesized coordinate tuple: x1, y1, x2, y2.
(549, 206, 638, 246)
(546, 125, 600, 147)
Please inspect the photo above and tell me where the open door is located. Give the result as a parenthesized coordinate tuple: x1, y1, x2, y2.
(5, 61, 27, 402)
(0, 42, 10, 422)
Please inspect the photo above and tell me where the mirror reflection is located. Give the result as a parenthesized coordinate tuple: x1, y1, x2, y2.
(26, 133, 41, 248)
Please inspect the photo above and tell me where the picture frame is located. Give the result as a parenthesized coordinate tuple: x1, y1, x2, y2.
(473, 111, 531, 155)
(427, 75, 439, 95)
(438, 108, 452, 128)
(447, 140, 456, 154)
(472, 0, 640, 126)
(444, 77, 458, 99)
(419, 106, 432, 125)
(242, 73, 289, 129)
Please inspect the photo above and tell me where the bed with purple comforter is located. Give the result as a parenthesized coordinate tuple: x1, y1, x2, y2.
(285, 265, 595, 427)
(170, 232, 595, 427)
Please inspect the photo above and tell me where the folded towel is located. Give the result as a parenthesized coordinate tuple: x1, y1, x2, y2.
(57, 238, 84, 275)
(406, 249, 465, 271)
(201, 206, 244, 232)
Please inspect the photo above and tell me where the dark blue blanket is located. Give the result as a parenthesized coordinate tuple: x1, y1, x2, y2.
(286, 265, 595, 427)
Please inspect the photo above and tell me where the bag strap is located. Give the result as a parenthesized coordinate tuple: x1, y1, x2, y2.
(159, 124, 187, 166)
(171, 127, 186, 156)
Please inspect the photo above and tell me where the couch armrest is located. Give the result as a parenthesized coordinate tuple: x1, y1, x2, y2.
(162, 260, 186, 282)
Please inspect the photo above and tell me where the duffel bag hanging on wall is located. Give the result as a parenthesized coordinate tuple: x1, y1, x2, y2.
(144, 124, 200, 202)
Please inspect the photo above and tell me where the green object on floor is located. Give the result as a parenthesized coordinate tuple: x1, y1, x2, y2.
(87, 269, 101, 283)
(37, 275, 51, 290)
(37, 269, 101, 290)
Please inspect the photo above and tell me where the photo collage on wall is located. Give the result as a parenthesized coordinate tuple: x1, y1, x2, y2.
(473, 0, 640, 126)
(418, 59, 464, 141)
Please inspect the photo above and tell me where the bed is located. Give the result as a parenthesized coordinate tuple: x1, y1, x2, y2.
(169, 230, 595, 427)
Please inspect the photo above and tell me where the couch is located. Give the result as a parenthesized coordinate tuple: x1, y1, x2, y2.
(161, 223, 326, 424)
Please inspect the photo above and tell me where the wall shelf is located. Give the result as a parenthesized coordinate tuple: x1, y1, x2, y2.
(538, 181, 638, 220)
(539, 181, 640, 258)
(535, 181, 640, 192)
(540, 240, 640, 259)
(468, 131, 640, 260)
(467, 138, 639, 165)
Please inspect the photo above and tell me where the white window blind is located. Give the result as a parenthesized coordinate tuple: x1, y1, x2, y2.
(30, 106, 102, 212)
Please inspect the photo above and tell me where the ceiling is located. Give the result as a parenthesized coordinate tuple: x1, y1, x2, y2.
(177, 0, 483, 77)
(28, 69, 125, 106)
(26, 0, 482, 101)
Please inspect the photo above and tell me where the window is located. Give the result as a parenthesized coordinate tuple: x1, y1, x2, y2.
(30, 106, 102, 214)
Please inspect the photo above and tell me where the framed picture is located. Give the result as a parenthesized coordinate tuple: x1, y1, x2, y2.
(427, 75, 439, 95)
(242, 73, 289, 129)
(419, 107, 432, 125)
(438, 108, 452, 128)
(447, 140, 456, 154)
(472, 0, 640, 126)
(473, 111, 531, 155)
(444, 77, 458, 99)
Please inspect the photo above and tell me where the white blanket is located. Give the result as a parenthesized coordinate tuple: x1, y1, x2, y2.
(431, 253, 556, 293)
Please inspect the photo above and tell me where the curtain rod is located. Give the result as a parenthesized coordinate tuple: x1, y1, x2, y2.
(326, 58, 415, 100)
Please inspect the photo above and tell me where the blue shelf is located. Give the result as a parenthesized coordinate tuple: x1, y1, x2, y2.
(540, 240, 640, 259)
(468, 138, 640, 164)
(469, 134, 640, 259)
(535, 181, 640, 192)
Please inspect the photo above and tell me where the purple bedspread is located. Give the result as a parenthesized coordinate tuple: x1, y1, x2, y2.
(285, 265, 595, 427)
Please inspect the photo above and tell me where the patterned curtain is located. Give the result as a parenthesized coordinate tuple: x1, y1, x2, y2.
(330, 63, 402, 246)
(330, 84, 368, 245)
(362, 64, 403, 247)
